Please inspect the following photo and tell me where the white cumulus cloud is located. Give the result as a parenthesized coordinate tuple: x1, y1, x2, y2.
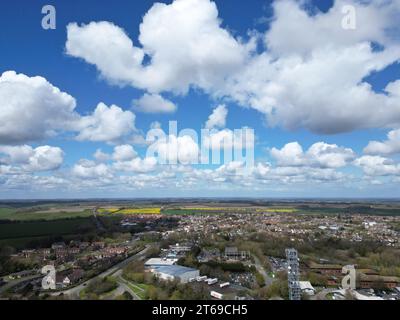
(364, 128, 400, 155)
(112, 145, 137, 161)
(0, 71, 77, 144)
(65, 0, 400, 134)
(76, 103, 136, 143)
(65, 0, 250, 94)
(0, 145, 64, 172)
(271, 142, 355, 168)
(132, 93, 177, 113)
(113, 156, 157, 173)
(149, 135, 200, 165)
(354, 155, 400, 176)
(72, 160, 113, 179)
(205, 104, 228, 129)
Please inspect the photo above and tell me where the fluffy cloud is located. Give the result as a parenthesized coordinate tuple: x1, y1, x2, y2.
(270, 142, 307, 167)
(23, 146, 64, 172)
(66, 0, 400, 134)
(0, 145, 33, 164)
(205, 104, 228, 129)
(204, 128, 255, 151)
(149, 135, 200, 165)
(228, 0, 400, 133)
(93, 149, 111, 162)
(354, 155, 400, 176)
(112, 145, 137, 161)
(307, 142, 356, 168)
(1, 174, 68, 191)
(265, 0, 398, 57)
(364, 128, 400, 155)
(183, 158, 347, 187)
(132, 93, 177, 113)
(72, 160, 113, 179)
(274, 167, 345, 183)
(65, 0, 249, 94)
(66, 21, 145, 86)
(225, 43, 400, 133)
(76, 103, 136, 142)
(113, 156, 157, 173)
(252, 161, 346, 184)
(0, 71, 77, 144)
(0, 71, 138, 145)
(0, 145, 64, 172)
(271, 142, 355, 168)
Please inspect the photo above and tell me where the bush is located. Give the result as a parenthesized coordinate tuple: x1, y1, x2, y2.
(85, 277, 117, 295)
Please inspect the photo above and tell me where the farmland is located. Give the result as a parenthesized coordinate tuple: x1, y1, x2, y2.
(0, 207, 17, 220)
(0, 217, 96, 249)
(256, 208, 297, 213)
(98, 207, 161, 215)
(0, 207, 92, 221)
(0, 218, 93, 239)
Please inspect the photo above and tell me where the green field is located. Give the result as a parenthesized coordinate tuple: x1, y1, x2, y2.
(0, 217, 96, 249)
(0, 207, 92, 221)
(296, 206, 400, 216)
(162, 209, 223, 215)
(119, 277, 148, 299)
(0, 236, 51, 249)
(0, 218, 93, 239)
(0, 208, 17, 220)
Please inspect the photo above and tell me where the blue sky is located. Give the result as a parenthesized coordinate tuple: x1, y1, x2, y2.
(0, 0, 400, 198)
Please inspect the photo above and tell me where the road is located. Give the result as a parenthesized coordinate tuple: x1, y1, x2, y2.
(0, 274, 41, 295)
(100, 280, 140, 300)
(117, 276, 142, 300)
(92, 208, 106, 231)
(252, 255, 274, 287)
(53, 245, 150, 299)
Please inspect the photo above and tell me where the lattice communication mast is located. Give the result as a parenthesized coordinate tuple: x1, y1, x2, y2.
(286, 248, 301, 300)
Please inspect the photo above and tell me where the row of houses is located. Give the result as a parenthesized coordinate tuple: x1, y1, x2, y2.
(306, 262, 400, 289)
(55, 268, 85, 289)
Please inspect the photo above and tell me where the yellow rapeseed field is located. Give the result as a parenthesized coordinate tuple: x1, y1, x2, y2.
(118, 208, 161, 214)
(256, 208, 297, 213)
(98, 207, 161, 214)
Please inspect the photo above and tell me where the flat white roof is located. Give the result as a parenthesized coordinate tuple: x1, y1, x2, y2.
(145, 258, 177, 266)
(298, 281, 315, 291)
(153, 265, 198, 276)
(332, 289, 384, 300)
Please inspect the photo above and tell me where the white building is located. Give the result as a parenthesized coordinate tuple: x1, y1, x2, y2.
(144, 258, 177, 267)
(152, 265, 200, 284)
(332, 289, 383, 300)
(298, 281, 315, 295)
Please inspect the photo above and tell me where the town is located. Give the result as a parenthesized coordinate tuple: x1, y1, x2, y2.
(0, 200, 399, 300)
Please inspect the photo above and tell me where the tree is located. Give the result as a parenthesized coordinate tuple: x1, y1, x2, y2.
(255, 271, 265, 288)
(170, 290, 183, 300)
(116, 291, 133, 300)
(259, 280, 288, 299)
(145, 286, 159, 300)
(178, 254, 198, 268)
